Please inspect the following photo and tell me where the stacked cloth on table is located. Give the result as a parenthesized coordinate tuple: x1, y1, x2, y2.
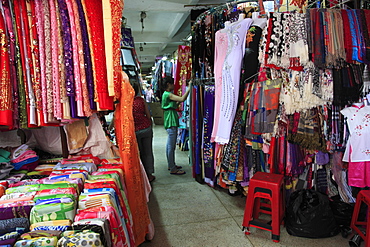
(0, 154, 135, 246)
(10, 145, 39, 171)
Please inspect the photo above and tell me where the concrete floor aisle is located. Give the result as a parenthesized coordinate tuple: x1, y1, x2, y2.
(140, 125, 348, 247)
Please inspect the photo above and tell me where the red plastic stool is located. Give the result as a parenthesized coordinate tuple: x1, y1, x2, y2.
(351, 190, 370, 245)
(242, 172, 285, 243)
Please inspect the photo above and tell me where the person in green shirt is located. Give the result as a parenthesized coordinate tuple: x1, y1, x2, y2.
(161, 76, 191, 175)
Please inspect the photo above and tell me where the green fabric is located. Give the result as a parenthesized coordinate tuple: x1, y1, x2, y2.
(88, 174, 123, 191)
(161, 91, 179, 129)
(33, 194, 76, 203)
(6, 183, 77, 194)
(0, 149, 10, 163)
(30, 202, 75, 224)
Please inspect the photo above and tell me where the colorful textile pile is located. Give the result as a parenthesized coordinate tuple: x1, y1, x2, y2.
(10, 145, 39, 171)
(0, 153, 135, 246)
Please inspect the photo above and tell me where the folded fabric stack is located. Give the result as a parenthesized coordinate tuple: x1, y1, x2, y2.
(10, 145, 39, 171)
(27, 164, 57, 176)
(0, 218, 30, 246)
(0, 154, 134, 246)
(0, 149, 14, 181)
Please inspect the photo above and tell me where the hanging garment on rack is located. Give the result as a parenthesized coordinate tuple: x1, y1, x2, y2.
(215, 18, 253, 144)
(193, 86, 203, 176)
(174, 45, 191, 106)
(83, 0, 113, 111)
(114, 71, 150, 245)
(221, 109, 243, 182)
(0, 9, 13, 129)
(203, 85, 215, 184)
(211, 23, 230, 142)
(76, 0, 96, 112)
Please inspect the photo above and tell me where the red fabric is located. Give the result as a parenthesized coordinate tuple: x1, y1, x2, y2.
(341, 10, 353, 63)
(174, 45, 191, 112)
(0, 110, 13, 129)
(132, 96, 151, 132)
(66, 154, 101, 164)
(83, 1, 113, 110)
(75, 208, 125, 247)
(0, 9, 12, 127)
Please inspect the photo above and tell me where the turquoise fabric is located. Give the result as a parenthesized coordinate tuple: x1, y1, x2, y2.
(0, 150, 10, 163)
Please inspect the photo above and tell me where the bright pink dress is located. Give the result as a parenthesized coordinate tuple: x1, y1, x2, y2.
(211, 27, 229, 142)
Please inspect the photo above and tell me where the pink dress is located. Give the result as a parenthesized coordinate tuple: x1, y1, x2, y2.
(211, 24, 229, 143)
(49, 0, 62, 120)
(215, 18, 253, 144)
(341, 104, 370, 187)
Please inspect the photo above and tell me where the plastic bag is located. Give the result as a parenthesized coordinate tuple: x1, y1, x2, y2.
(286, 189, 339, 238)
(329, 196, 354, 227)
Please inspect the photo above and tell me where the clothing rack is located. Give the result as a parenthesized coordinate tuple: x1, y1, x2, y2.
(192, 78, 215, 86)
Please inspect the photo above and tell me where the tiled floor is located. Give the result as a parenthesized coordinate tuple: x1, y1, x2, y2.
(139, 125, 350, 247)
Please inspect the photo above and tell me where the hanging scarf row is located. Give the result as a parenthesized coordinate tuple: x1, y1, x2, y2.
(190, 6, 370, 201)
(0, 0, 124, 130)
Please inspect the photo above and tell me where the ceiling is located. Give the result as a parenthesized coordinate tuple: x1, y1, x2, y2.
(122, 0, 226, 74)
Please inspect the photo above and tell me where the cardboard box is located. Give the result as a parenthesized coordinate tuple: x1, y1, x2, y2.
(148, 102, 163, 125)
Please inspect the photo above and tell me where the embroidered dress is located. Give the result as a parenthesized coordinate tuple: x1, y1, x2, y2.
(174, 45, 191, 112)
(341, 104, 370, 187)
(203, 85, 215, 184)
(215, 18, 252, 144)
(211, 26, 229, 142)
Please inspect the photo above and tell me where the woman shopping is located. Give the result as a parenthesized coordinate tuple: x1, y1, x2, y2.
(161, 76, 191, 175)
(132, 80, 155, 182)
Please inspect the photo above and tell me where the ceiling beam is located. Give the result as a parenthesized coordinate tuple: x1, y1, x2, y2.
(132, 32, 173, 43)
(160, 43, 168, 52)
(168, 13, 189, 39)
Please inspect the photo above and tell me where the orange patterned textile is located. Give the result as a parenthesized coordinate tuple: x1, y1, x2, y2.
(114, 71, 150, 246)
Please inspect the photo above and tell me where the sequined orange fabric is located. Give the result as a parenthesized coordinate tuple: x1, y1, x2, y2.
(114, 71, 150, 246)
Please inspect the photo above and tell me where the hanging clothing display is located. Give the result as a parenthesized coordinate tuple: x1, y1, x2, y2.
(114, 71, 150, 245)
(190, 3, 369, 202)
(214, 18, 253, 144)
(0, 0, 122, 130)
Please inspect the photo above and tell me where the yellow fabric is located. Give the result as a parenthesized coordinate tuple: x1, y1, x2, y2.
(30, 220, 72, 230)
